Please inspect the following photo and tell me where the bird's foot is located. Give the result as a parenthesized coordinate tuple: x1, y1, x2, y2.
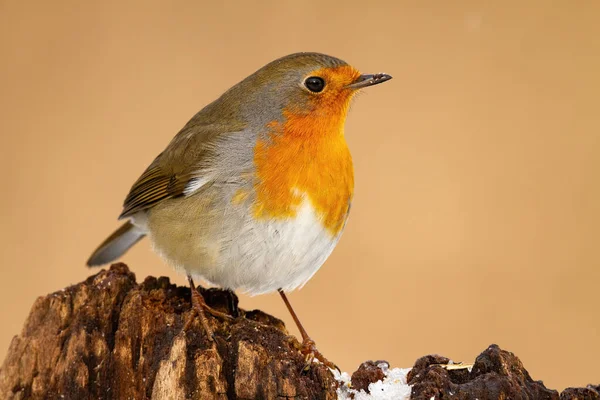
(184, 287, 216, 341)
(202, 303, 235, 322)
(183, 277, 238, 341)
(300, 338, 340, 372)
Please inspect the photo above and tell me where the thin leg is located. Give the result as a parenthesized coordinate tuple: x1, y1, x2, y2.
(278, 289, 339, 371)
(185, 275, 214, 340)
(184, 276, 235, 338)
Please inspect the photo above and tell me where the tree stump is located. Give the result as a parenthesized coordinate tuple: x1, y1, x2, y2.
(1, 263, 597, 399)
(0, 264, 337, 399)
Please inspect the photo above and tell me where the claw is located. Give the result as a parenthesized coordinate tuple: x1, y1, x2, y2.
(300, 338, 340, 372)
(183, 275, 236, 342)
(184, 286, 215, 341)
(203, 305, 235, 322)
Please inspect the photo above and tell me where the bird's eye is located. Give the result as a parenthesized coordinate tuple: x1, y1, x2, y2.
(304, 76, 325, 93)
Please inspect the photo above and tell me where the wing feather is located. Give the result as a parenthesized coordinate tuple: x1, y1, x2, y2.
(117, 119, 245, 219)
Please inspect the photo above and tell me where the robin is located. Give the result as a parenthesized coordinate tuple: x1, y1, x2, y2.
(87, 52, 391, 369)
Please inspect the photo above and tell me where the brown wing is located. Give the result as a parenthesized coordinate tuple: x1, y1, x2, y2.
(118, 125, 213, 220)
(118, 162, 191, 219)
(117, 109, 246, 220)
(118, 160, 199, 219)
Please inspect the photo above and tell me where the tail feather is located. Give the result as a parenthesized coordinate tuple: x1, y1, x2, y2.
(87, 221, 146, 266)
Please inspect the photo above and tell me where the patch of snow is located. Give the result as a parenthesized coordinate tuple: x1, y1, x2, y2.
(334, 365, 412, 400)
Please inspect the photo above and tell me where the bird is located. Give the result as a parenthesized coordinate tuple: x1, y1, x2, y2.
(87, 52, 392, 369)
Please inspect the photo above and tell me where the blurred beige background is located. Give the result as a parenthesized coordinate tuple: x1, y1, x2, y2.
(1, 0, 598, 391)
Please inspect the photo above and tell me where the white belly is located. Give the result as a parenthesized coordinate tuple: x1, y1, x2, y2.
(146, 197, 344, 295)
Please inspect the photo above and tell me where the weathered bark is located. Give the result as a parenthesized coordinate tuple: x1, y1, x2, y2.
(0, 264, 337, 399)
(1, 263, 597, 399)
(407, 345, 560, 399)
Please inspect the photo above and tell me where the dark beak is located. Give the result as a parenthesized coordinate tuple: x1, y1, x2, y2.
(346, 73, 392, 89)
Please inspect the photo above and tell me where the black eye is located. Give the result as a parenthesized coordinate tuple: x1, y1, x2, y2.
(304, 76, 325, 93)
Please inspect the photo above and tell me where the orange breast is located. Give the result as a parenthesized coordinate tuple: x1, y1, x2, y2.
(252, 109, 354, 237)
